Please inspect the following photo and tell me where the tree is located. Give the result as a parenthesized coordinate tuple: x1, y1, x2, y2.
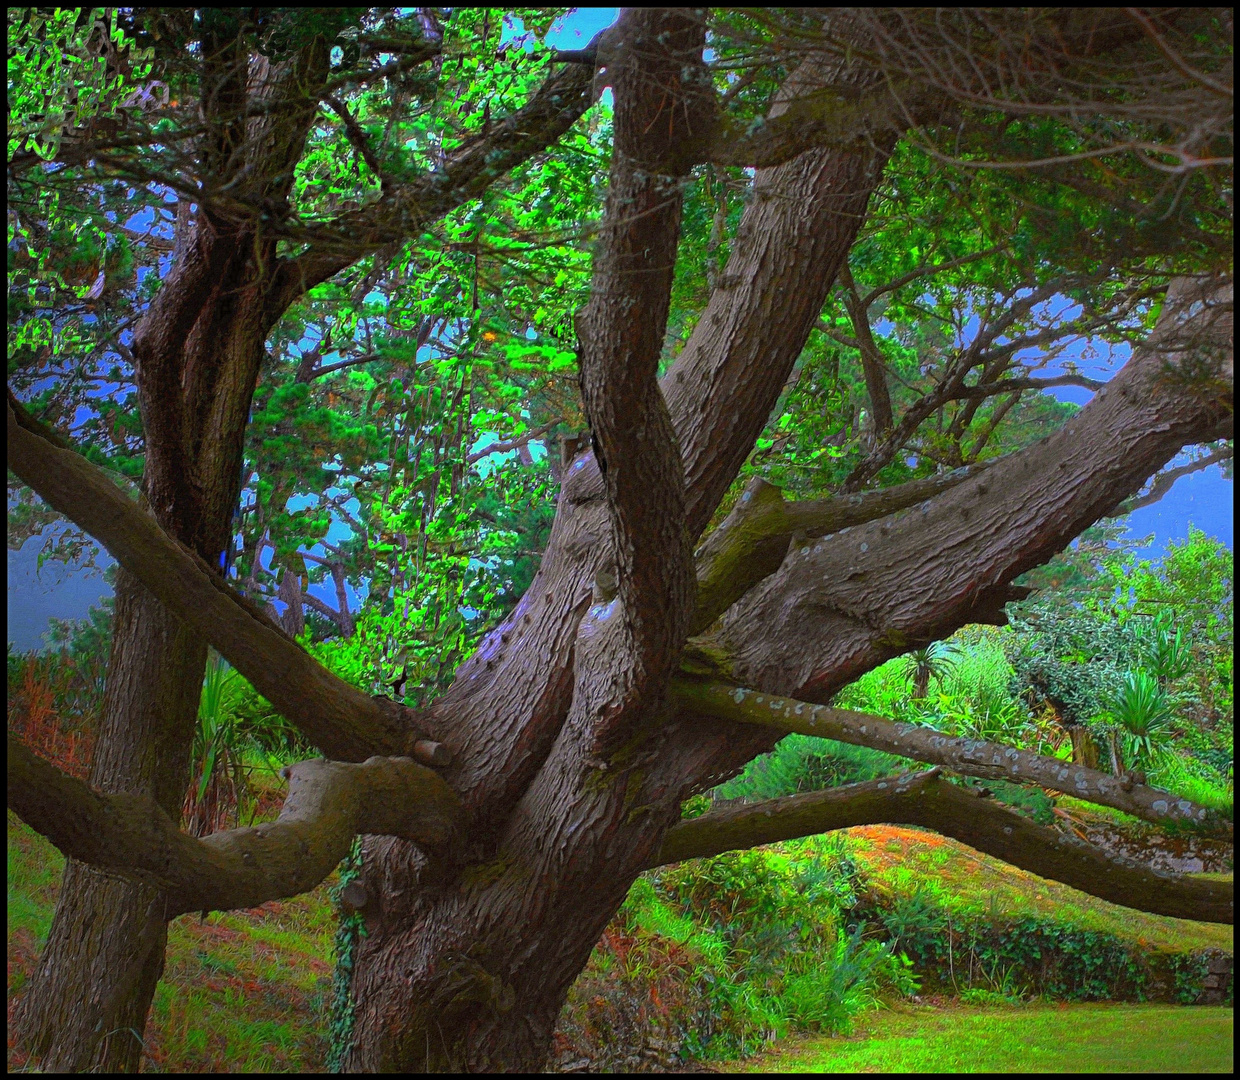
(8, 7, 1233, 1073)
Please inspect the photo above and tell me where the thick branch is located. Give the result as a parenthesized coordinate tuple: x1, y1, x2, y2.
(8, 734, 459, 917)
(715, 277, 1233, 705)
(661, 50, 899, 540)
(691, 465, 990, 634)
(6, 397, 418, 762)
(570, 9, 702, 742)
(651, 769, 1231, 924)
(702, 76, 925, 169)
(669, 678, 1232, 838)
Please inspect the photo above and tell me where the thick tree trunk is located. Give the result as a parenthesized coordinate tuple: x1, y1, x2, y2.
(15, 242, 274, 1068)
(15, 571, 206, 1072)
(343, 32, 900, 1070)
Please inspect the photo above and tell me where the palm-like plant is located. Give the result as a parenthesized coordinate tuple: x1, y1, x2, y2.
(904, 641, 961, 700)
(1137, 614, 1193, 685)
(183, 650, 249, 837)
(1107, 669, 1174, 767)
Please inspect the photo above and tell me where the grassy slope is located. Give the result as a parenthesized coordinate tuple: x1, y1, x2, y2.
(844, 824, 1233, 953)
(7, 809, 335, 1073)
(8, 812, 1233, 1071)
(718, 1002, 1235, 1073)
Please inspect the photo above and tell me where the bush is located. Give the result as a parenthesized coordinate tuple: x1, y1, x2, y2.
(556, 837, 919, 1066)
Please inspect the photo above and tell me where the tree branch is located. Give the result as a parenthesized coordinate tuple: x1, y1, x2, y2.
(713, 277, 1233, 708)
(701, 76, 925, 169)
(651, 769, 1232, 924)
(691, 465, 991, 634)
(466, 418, 563, 464)
(958, 373, 1107, 398)
(839, 262, 894, 435)
(668, 678, 1231, 837)
(265, 40, 605, 315)
(1108, 444, 1234, 516)
(660, 48, 900, 540)
(8, 733, 459, 917)
(6, 395, 425, 763)
(570, 10, 704, 745)
(324, 95, 391, 193)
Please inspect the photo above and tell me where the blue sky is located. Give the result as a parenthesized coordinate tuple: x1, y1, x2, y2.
(7, 7, 1231, 652)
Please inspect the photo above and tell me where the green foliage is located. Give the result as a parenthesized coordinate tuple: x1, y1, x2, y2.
(713, 735, 910, 803)
(1105, 670, 1174, 766)
(857, 882, 1227, 1004)
(1137, 614, 1193, 686)
(327, 837, 365, 1073)
(645, 840, 916, 1058)
(904, 641, 960, 700)
(1008, 528, 1233, 794)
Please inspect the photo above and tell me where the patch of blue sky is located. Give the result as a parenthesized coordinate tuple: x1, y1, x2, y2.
(469, 431, 548, 478)
(501, 8, 619, 107)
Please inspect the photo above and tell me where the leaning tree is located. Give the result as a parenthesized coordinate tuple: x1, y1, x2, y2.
(7, 7, 1234, 1073)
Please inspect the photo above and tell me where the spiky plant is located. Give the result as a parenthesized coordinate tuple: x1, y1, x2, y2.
(904, 641, 961, 700)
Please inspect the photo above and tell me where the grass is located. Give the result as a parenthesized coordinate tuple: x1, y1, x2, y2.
(718, 1002, 1235, 1073)
(8, 782, 338, 1073)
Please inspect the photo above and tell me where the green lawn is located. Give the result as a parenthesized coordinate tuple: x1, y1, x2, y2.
(720, 1002, 1234, 1073)
(9, 806, 336, 1073)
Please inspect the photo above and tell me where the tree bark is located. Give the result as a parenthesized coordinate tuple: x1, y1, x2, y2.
(14, 569, 206, 1071)
(340, 27, 901, 1071)
(11, 13, 1231, 1076)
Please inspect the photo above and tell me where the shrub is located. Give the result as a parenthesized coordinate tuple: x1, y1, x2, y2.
(1105, 669, 1173, 767)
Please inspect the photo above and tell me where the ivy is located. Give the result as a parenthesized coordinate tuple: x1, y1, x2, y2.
(327, 836, 366, 1073)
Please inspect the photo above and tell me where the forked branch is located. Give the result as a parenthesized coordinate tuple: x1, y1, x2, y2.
(652, 769, 1232, 924)
(691, 465, 992, 634)
(8, 733, 460, 917)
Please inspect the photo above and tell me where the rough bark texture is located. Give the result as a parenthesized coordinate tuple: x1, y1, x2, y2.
(13, 24, 607, 1069)
(9, 10, 1233, 1076)
(13, 572, 204, 1072)
(340, 32, 898, 1072)
(14, 35, 335, 1072)
(713, 278, 1234, 703)
(9, 737, 458, 915)
(668, 679, 1231, 836)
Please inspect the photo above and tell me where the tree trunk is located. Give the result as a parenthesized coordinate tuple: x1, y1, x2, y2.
(14, 570, 206, 1072)
(15, 236, 274, 1069)
(1069, 726, 1101, 770)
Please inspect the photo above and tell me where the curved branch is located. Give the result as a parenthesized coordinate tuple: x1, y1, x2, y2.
(691, 465, 991, 634)
(570, 10, 703, 743)
(651, 769, 1232, 924)
(1109, 444, 1234, 516)
(669, 678, 1231, 838)
(661, 50, 900, 540)
(8, 733, 459, 918)
(714, 277, 1233, 707)
(959, 373, 1107, 398)
(6, 395, 417, 762)
(702, 76, 926, 169)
